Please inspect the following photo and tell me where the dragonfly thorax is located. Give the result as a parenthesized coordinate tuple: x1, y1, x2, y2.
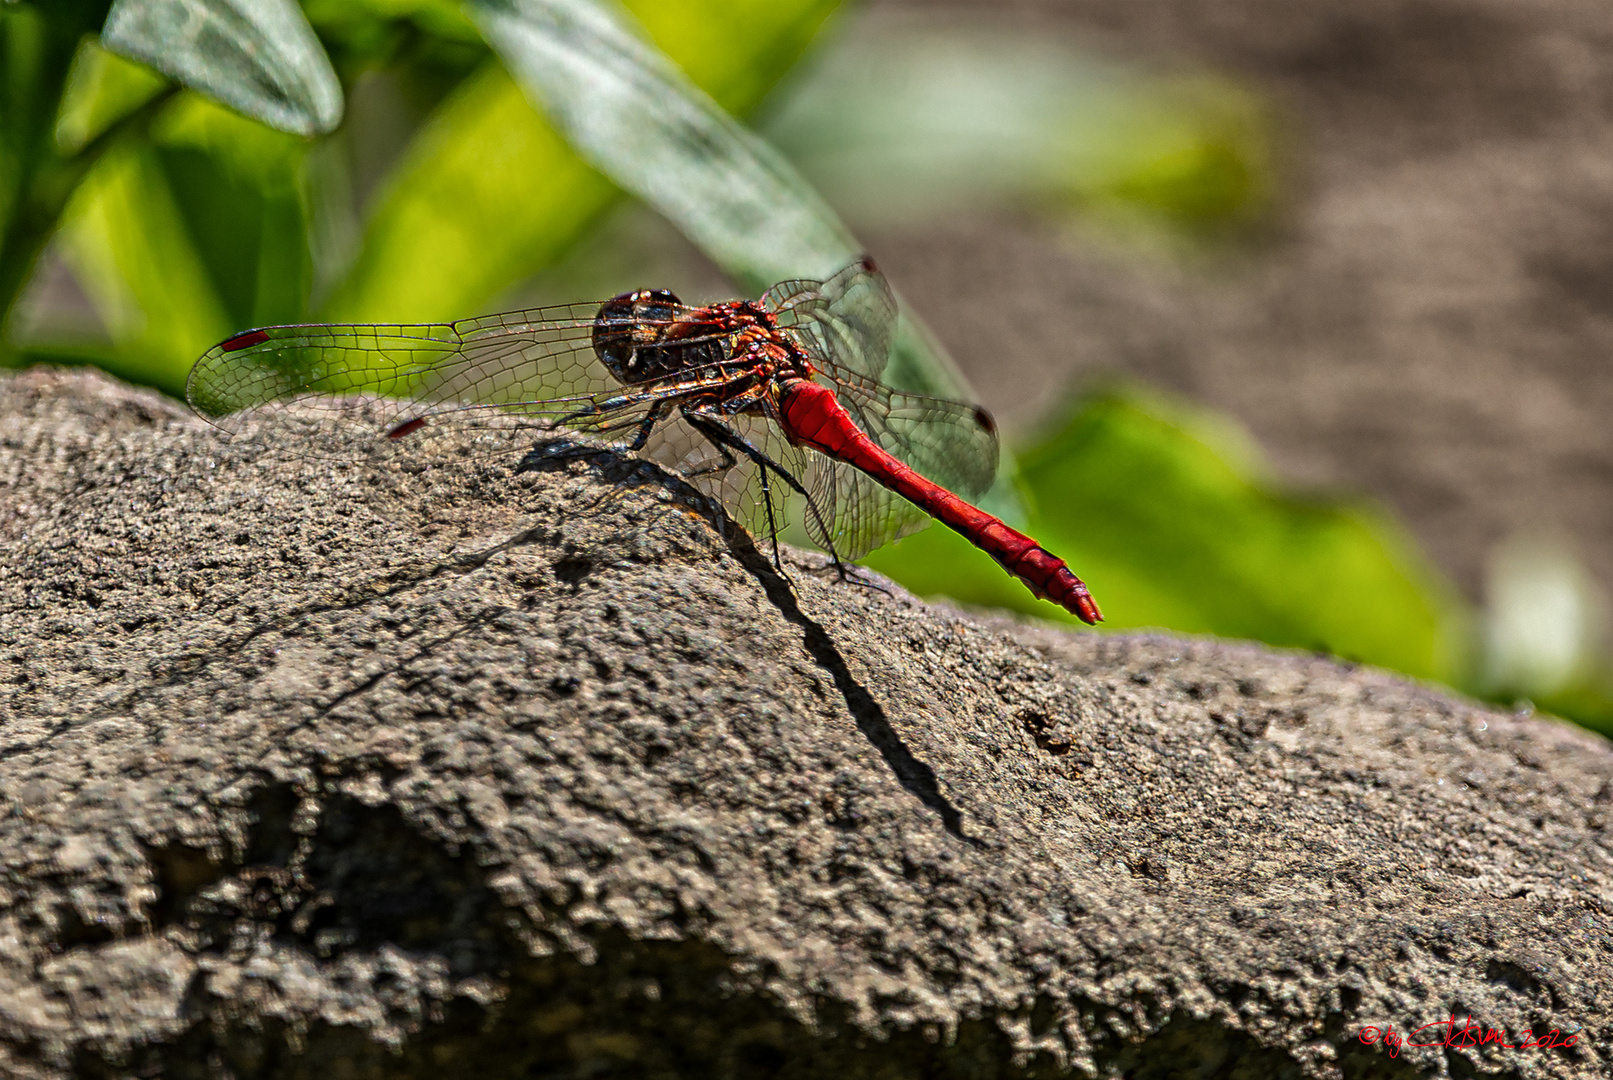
(592, 289, 735, 386)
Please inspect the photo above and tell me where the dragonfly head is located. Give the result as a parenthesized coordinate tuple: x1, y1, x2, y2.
(592, 288, 686, 383)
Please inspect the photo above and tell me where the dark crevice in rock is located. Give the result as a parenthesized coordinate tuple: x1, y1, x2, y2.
(299, 796, 509, 969)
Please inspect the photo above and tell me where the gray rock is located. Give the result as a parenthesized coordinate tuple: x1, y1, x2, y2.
(0, 366, 1608, 1079)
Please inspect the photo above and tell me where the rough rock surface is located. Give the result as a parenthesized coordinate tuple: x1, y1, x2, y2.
(1, 366, 1610, 1079)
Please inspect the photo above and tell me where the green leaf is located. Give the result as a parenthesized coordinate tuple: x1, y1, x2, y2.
(630, 0, 839, 115)
(469, 0, 855, 289)
(1, 2, 119, 348)
(58, 139, 231, 393)
(102, 0, 343, 136)
(320, 61, 617, 322)
(324, 0, 846, 321)
(48, 88, 315, 393)
(866, 385, 1471, 684)
(303, 0, 483, 48)
(149, 93, 312, 329)
(54, 38, 168, 154)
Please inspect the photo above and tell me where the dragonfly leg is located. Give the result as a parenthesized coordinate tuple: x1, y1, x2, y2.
(751, 460, 787, 573)
(680, 431, 740, 480)
(679, 407, 850, 576)
(626, 399, 672, 452)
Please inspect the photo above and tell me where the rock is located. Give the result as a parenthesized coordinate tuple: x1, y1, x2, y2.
(0, 365, 1608, 1079)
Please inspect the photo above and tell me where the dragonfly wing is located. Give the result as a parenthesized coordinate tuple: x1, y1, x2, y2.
(816, 465, 932, 561)
(184, 303, 661, 456)
(574, 399, 931, 567)
(837, 382, 1000, 501)
(415, 304, 615, 419)
(186, 320, 463, 436)
(635, 408, 852, 561)
(767, 258, 898, 384)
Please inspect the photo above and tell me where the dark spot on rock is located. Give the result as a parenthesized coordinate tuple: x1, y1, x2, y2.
(1485, 958, 1552, 1005)
(1020, 711, 1072, 755)
(298, 797, 508, 973)
(49, 903, 118, 950)
(146, 843, 228, 929)
(554, 556, 594, 583)
(1125, 855, 1170, 882)
(1212, 708, 1269, 747)
(241, 781, 301, 868)
(1027, 993, 1058, 1039)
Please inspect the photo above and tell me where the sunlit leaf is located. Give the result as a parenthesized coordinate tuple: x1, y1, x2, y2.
(303, 0, 483, 46)
(470, 0, 853, 287)
(629, 0, 839, 118)
(320, 62, 616, 322)
(149, 94, 312, 329)
(325, 0, 850, 322)
(54, 39, 169, 155)
(102, 0, 343, 136)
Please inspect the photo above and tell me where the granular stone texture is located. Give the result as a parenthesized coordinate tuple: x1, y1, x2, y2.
(1, 366, 1609, 1079)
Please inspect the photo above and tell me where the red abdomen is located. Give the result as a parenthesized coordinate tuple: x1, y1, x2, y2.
(778, 379, 1101, 624)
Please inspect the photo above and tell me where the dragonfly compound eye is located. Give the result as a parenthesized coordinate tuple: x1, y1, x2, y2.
(591, 288, 733, 386)
(593, 289, 686, 382)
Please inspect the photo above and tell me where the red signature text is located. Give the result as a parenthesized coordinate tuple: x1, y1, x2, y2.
(1357, 1015, 1579, 1058)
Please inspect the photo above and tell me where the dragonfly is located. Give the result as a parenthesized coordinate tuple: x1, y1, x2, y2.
(186, 258, 1101, 624)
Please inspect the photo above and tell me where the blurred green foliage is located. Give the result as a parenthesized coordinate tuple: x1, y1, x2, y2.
(2, 0, 1607, 733)
(762, 28, 1272, 243)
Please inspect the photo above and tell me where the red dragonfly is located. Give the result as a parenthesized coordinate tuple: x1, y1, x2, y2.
(187, 258, 1101, 624)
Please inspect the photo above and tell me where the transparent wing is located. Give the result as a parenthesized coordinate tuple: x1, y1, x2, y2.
(766, 257, 898, 384)
(185, 303, 731, 458)
(763, 259, 1000, 561)
(808, 372, 999, 560)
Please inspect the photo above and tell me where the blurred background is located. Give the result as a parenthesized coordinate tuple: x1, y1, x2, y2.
(3, 0, 1610, 731)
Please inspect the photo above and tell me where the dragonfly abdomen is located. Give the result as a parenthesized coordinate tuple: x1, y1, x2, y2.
(778, 379, 1102, 625)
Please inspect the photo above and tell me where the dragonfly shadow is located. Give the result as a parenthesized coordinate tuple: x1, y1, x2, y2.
(515, 438, 712, 511)
(516, 439, 980, 846)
